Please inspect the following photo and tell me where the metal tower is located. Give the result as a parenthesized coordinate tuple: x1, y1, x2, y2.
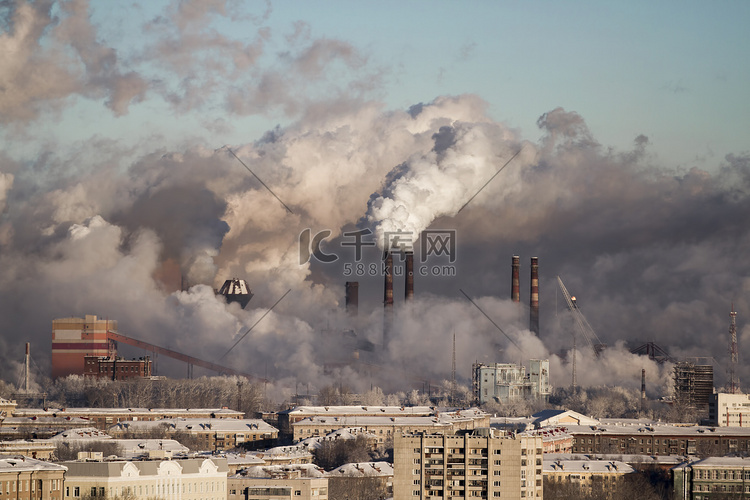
(729, 304, 739, 394)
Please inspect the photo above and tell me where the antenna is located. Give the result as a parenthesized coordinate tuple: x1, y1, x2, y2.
(729, 304, 739, 394)
(451, 332, 456, 404)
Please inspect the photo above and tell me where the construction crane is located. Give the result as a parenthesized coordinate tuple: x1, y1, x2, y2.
(557, 276, 606, 390)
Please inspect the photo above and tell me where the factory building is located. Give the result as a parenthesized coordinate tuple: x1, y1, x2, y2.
(83, 355, 152, 380)
(709, 393, 750, 427)
(674, 361, 714, 410)
(51, 315, 115, 379)
(393, 428, 543, 499)
(473, 359, 550, 404)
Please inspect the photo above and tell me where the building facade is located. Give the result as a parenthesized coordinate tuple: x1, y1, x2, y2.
(473, 360, 550, 404)
(52, 316, 115, 379)
(544, 458, 634, 500)
(83, 356, 152, 380)
(0, 456, 66, 500)
(394, 429, 543, 499)
(708, 392, 750, 427)
(62, 457, 228, 500)
(674, 362, 714, 410)
(673, 456, 750, 500)
(228, 475, 328, 500)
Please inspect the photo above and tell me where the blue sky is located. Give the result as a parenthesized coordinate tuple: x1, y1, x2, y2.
(4, 0, 748, 169)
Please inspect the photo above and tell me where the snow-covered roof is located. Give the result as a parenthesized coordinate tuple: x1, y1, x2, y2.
(545, 453, 686, 466)
(297, 428, 378, 451)
(327, 461, 393, 477)
(13, 407, 243, 417)
(50, 427, 112, 440)
(284, 406, 435, 416)
(110, 418, 277, 434)
(564, 421, 750, 437)
(0, 455, 67, 472)
(235, 464, 325, 479)
(675, 456, 750, 469)
(531, 409, 599, 427)
(544, 458, 634, 474)
(224, 453, 266, 467)
(294, 409, 486, 428)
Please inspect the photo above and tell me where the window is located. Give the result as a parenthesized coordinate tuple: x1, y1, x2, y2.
(295, 491, 302, 496)
(74, 487, 80, 497)
(91, 488, 97, 497)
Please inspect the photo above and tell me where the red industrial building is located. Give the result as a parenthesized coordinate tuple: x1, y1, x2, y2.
(51, 315, 115, 379)
(83, 355, 152, 380)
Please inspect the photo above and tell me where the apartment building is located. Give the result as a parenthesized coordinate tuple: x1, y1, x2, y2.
(673, 456, 750, 500)
(708, 392, 750, 427)
(394, 429, 543, 499)
(291, 408, 489, 443)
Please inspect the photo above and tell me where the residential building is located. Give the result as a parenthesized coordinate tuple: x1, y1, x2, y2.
(0, 440, 56, 459)
(708, 392, 750, 427)
(673, 456, 750, 500)
(61, 457, 228, 500)
(473, 360, 551, 404)
(277, 406, 436, 437)
(229, 466, 327, 500)
(11, 407, 244, 431)
(108, 418, 278, 451)
(393, 428, 544, 499)
(0, 398, 16, 417)
(0, 455, 67, 500)
(544, 458, 634, 499)
(291, 408, 489, 443)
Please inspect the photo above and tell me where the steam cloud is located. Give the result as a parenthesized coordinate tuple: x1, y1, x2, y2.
(1, 1, 748, 403)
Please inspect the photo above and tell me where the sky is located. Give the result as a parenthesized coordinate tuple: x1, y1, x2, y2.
(1, 0, 749, 401)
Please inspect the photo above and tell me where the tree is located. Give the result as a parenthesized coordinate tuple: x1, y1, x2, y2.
(313, 435, 374, 471)
(54, 441, 124, 461)
(328, 477, 388, 500)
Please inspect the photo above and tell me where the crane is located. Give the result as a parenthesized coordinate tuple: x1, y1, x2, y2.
(557, 276, 606, 390)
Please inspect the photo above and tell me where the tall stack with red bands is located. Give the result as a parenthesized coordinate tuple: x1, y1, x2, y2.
(511, 255, 520, 303)
(383, 251, 394, 347)
(530, 256, 539, 335)
(405, 251, 414, 301)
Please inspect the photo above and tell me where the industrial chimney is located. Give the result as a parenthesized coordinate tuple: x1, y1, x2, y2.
(383, 251, 394, 347)
(530, 257, 539, 335)
(641, 368, 646, 416)
(405, 251, 414, 301)
(345, 281, 359, 316)
(511, 255, 520, 302)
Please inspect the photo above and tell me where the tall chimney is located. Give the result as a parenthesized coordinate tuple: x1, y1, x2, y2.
(345, 281, 359, 316)
(530, 256, 539, 335)
(405, 251, 414, 301)
(383, 252, 394, 347)
(511, 255, 520, 302)
(641, 368, 646, 416)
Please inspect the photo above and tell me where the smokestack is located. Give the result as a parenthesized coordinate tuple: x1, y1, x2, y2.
(511, 255, 520, 302)
(530, 256, 539, 335)
(345, 281, 359, 316)
(641, 368, 646, 416)
(405, 251, 414, 301)
(383, 252, 394, 347)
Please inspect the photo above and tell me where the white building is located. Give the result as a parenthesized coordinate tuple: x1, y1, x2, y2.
(709, 393, 750, 427)
(473, 359, 551, 404)
(61, 457, 228, 500)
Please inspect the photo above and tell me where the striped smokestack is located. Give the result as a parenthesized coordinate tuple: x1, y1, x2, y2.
(405, 251, 414, 301)
(383, 251, 394, 347)
(511, 255, 520, 302)
(641, 368, 646, 415)
(345, 281, 359, 316)
(530, 256, 539, 335)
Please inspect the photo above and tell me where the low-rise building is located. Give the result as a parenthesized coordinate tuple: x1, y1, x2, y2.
(673, 456, 750, 500)
(229, 466, 327, 500)
(328, 462, 393, 498)
(11, 407, 244, 431)
(61, 457, 228, 500)
(544, 457, 634, 499)
(83, 356, 152, 380)
(0, 455, 67, 500)
(109, 418, 278, 451)
(0, 440, 56, 460)
(708, 392, 750, 427)
(292, 408, 489, 443)
(394, 428, 544, 499)
(277, 406, 436, 437)
(0, 398, 17, 417)
(473, 359, 551, 404)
